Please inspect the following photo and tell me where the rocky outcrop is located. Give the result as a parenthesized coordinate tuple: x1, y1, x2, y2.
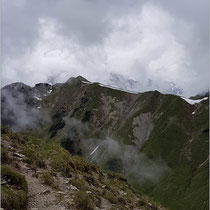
(1, 82, 52, 130)
(132, 112, 154, 148)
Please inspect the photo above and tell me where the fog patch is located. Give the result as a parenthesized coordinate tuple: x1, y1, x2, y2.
(1, 88, 50, 132)
(82, 138, 170, 188)
(56, 117, 169, 189)
(60, 118, 90, 155)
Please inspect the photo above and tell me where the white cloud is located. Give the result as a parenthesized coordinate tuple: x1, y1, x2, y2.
(2, 2, 208, 97)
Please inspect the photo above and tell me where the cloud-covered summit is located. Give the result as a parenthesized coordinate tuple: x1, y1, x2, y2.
(2, 0, 209, 97)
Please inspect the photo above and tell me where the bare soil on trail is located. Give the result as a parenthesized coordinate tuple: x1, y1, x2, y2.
(23, 168, 71, 210)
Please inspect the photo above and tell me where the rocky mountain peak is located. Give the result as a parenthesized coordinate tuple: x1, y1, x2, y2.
(33, 83, 52, 98)
(65, 76, 89, 86)
(65, 75, 89, 84)
(3, 82, 32, 93)
(189, 91, 209, 100)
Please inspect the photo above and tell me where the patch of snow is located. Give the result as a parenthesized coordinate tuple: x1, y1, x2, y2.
(192, 111, 195, 114)
(90, 146, 99, 156)
(34, 96, 42, 100)
(99, 83, 139, 94)
(198, 156, 209, 169)
(82, 81, 92, 84)
(37, 106, 41, 109)
(181, 97, 208, 105)
(48, 89, 52, 94)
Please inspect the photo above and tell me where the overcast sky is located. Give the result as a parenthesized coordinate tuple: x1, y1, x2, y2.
(2, 0, 209, 97)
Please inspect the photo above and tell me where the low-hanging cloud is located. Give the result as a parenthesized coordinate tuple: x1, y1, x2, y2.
(1, 87, 50, 132)
(60, 117, 170, 187)
(83, 137, 170, 187)
(2, 0, 209, 97)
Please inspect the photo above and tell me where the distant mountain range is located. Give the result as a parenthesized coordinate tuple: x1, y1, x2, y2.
(1, 76, 209, 210)
(105, 73, 183, 96)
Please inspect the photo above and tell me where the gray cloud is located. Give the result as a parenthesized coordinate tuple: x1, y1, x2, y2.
(83, 138, 170, 187)
(2, 0, 209, 97)
(60, 118, 170, 186)
(1, 83, 51, 131)
(1, 88, 41, 131)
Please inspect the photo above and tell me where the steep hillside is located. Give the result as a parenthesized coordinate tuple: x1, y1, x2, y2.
(1, 76, 209, 210)
(1, 128, 164, 210)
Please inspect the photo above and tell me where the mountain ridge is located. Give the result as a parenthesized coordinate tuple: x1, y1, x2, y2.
(1, 76, 209, 210)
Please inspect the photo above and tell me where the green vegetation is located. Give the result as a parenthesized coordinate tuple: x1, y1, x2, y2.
(49, 107, 66, 138)
(2, 77, 208, 210)
(1, 128, 163, 209)
(41, 172, 55, 187)
(1, 165, 28, 210)
(74, 190, 95, 210)
(1, 165, 27, 191)
(140, 98, 209, 209)
(109, 90, 209, 209)
(1, 146, 11, 164)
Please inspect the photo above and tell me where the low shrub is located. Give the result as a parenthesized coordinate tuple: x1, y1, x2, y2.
(1, 165, 27, 191)
(41, 172, 55, 187)
(1, 185, 27, 210)
(1, 165, 28, 210)
(74, 190, 95, 210)
(103, 190, 118, 204)
(71, 179, 89, 191)
(1, 147, 11, 164)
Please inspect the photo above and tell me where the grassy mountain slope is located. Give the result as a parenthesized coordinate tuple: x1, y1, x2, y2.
(42, 77, 208, 210)
(1, 76, 209, 210)
(1, 127, 164, 210)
